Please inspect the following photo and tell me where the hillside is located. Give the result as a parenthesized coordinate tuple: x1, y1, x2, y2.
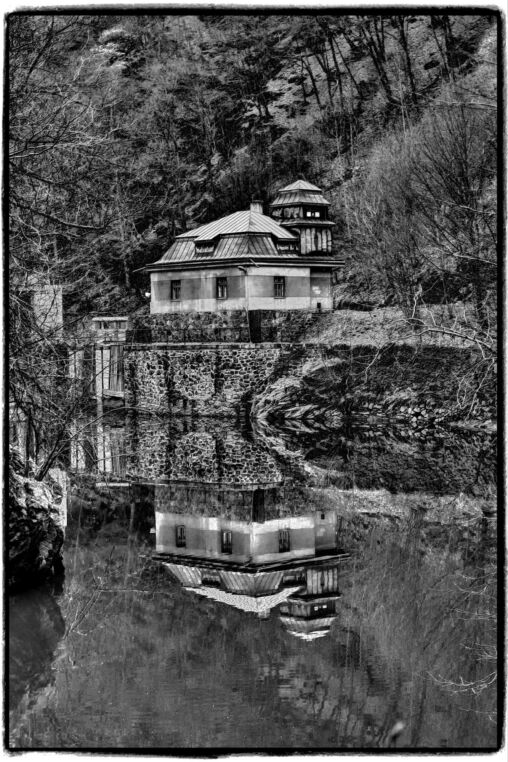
(9, 11, 497, 316)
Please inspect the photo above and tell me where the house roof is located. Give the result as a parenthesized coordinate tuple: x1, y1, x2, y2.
(271, 191, 331, 206)
(187, 209, 298, 241)
(270, 180, 331, 208)
(151, 209, 300, 267)
(157, 234, 300, 265)
(279, 180, 322, 192)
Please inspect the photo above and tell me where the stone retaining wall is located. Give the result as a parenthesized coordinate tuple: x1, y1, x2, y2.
(123, 339, 496, 424)
(128, 309, 328, 344)
(124, 343, 301, 416)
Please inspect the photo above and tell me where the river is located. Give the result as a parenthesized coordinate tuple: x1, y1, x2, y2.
(8, 409, 498, 750)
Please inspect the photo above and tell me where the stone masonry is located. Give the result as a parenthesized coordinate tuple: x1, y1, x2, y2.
(129, 308, 328, 344)
(124, 342, 297, 416)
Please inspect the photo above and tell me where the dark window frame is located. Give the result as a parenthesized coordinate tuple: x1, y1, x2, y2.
(221, 530, 233, 554)
(278, 528, 291, 553)
(175, 525, 186, 548)
(274, 276, 286, 298)
(170, 280, 181, 301)
(216, 277, 228, 300)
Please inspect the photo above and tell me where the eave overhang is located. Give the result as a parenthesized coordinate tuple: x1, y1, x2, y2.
(279, 219, 336, 228)
(144, 256, 345, 273)
(269, 200, 331, 208)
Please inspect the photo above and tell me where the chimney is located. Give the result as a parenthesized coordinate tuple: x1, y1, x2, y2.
(250, 200, 263, 214)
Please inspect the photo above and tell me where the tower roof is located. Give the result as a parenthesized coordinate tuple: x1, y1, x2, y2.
(270, 180, 331, 208)
(279, 180, 322, 192)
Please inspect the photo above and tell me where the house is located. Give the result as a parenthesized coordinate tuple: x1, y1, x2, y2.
(145, 180, 343, 314)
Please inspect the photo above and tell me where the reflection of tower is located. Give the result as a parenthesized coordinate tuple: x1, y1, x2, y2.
(279, 565, 341, 641)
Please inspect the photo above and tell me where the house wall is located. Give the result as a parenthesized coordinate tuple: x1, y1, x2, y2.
(310, 270, 332, 308)
(150, 265, 333, 313)
(155, 513, 318, 563)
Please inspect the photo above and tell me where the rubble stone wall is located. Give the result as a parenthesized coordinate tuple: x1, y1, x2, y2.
(128, 308, 328, 343)
(123, 342, 302, 416)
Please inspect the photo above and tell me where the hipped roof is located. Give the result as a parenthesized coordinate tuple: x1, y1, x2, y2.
(151, 208, 301, 268)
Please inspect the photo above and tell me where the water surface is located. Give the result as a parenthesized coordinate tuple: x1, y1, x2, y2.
(8, 412, 498, 750)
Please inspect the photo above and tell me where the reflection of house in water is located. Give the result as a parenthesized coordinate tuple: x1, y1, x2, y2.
(156, 484, 340, 564)
(155, 482, 345, 637)
(70, 412, 346, 640)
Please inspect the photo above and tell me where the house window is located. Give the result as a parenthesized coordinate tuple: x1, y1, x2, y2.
(279, 528, 291, 553)
(274, 276, 286, 298)
(170, 280, 181, 301)
(216, 277, 228, 299)
(175, 525, 186, 548)
(306, 208, 321, 218)
(196, 243, 215, 256)
(221, 530, 233, 554)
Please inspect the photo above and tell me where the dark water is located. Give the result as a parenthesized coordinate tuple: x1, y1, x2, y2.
(8, 411, 498, 750)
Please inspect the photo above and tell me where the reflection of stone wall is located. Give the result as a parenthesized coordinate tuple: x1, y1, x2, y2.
(118, 417, 283, 485)
(154, 484, 298, 520)
(124, 343, 290, 415)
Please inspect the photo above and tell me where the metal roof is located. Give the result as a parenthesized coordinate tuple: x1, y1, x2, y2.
(279, 219, 335, 228)
(271, 180, 331, 208)
(146, 254, 343, 272)
(177, 210, 297, 242)
(270, 191, 330, 206)
(157, 234, 302, 264)
(279, 180, 322, 192)
(153, 209, 300, 266)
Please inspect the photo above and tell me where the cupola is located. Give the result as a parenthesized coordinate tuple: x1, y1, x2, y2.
(269, 180, 335, 255)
